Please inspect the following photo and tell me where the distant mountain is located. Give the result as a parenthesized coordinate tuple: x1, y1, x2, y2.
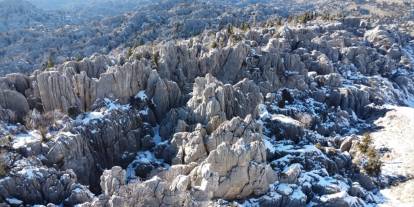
(0, 0, 59, 32)
(0, 0, 412, 75)
(26, 0, 92, 10)
(27, 0, 144, 13)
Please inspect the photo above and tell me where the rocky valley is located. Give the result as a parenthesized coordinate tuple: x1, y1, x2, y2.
(0, 0, 414, 207)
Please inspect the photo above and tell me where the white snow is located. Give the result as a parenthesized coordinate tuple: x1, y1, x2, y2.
(291, 188, 306, 200)
(104, 98, 130, 111)
(77, 99, 130, 124)
(135, 90, 148, 100)
(17, 167, 43, 179)
(320, 191, 347, 203)
(12, 130, 42, 149)
(126, 150, 168, 180)
(6, 197, 23, 205)
(80, 111, 104, 124)
(402, 45, 414, 64)
(371, 105, 414, 206)
(58, 131, 76, 137)
(139, 108, 149, 115)
(134, 151, 156, 164)
(153, 126, 164, 144)
(276, 183, 293, 195)
(271, 114, 300, 125)
(263, 138, 276, 153)
(258, 104, 271, 119)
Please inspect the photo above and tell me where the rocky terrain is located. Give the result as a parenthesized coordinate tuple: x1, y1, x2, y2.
(1, 0, 413, 75)
(0, 0, 414, 207)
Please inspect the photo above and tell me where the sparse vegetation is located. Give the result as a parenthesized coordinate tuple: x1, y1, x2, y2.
(240, 22, 250, 31)
(281, 89, 294, 104)
(315, 142, 323, 150)
(127, 47, 134, 59)
(357, 133, 373, 153)
(75, 54, 83, 61)
(188, 39, 194, 48)
(0, 152, 7, 178)
(210, 41, 218, 49)
(230, 34, 243, 45)
(46, 55, 55, 68)
(355, 133, 383, 176)
(278, 89, 294, 109)
(0, 135, 11, 147)
(0, 161, 6, 178)
(296, 12, 316, 24)
(25, 110, 63, 142)
(277, 99, 286, 108)
(151, 51, 160, 68)
(226, 24, 234, 35)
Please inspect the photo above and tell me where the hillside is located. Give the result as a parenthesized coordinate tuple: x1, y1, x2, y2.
(0, 1, 413, 207)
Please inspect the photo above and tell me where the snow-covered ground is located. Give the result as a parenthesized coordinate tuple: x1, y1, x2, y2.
(372, 105, 414, 206)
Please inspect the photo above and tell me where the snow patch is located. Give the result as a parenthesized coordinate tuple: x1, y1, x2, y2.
(12, 130, 42, 149)
(6, 197, 23, 205)
(135, 90, 148, 100)
(263, 138, 276, 153)
(17, 167, 44, 179)
(77, 99, 130, 124)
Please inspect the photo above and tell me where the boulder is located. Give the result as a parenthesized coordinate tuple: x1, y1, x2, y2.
(266, 114, 304, 143)
(280, 163, 302, 184)
(0, 89, 29, 120)
(318, 191, 365, 207)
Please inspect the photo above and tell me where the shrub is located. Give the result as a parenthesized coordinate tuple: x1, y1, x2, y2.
(210, 41, 218, 49)
(0, 135, 11, 147)
(127, 47, 134, 59)
(315, 142, 323, 150)
(25, 110, 63, 142)
(365, 154, 382, 176)
(0, 162, 6, 178)
(357, 133, 372, 154)
(0, 153, 7, 178)
(188, 39, 194, 48)
(230, 34, 242, 44)
(355, 133, 382, 176)
(75, 54, 84, 61)
(240, 22, 250, 31)
(277, 99, 286, 108)
(226, 24, 234, 35)
(151, 51, 160, 68)
(46, 55, 54, 68)
(67, 106, 81, 118)
(281, 89, 294, 104)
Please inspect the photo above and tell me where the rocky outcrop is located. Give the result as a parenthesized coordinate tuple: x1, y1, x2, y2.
(36, 71, 79, 113)
(1, 11, 414, 207)
(171, 125, 207, 164)
(78, 116, 276, 206)
(190, 116, 276, 200)
(187, 74, 262, 126)
(0, 89, 29, 120)
(145, 70, 182, 120)
(59, 55, 111, 79)
(324, 86, 370, 116)
(0, 157, 93, 205)
(45, 100, 153, 192)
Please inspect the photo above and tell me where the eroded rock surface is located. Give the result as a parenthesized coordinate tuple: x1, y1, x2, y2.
(0, 12, 414, 207)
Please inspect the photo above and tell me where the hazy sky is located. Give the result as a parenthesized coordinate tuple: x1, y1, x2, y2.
(26, 0, 113, 10)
